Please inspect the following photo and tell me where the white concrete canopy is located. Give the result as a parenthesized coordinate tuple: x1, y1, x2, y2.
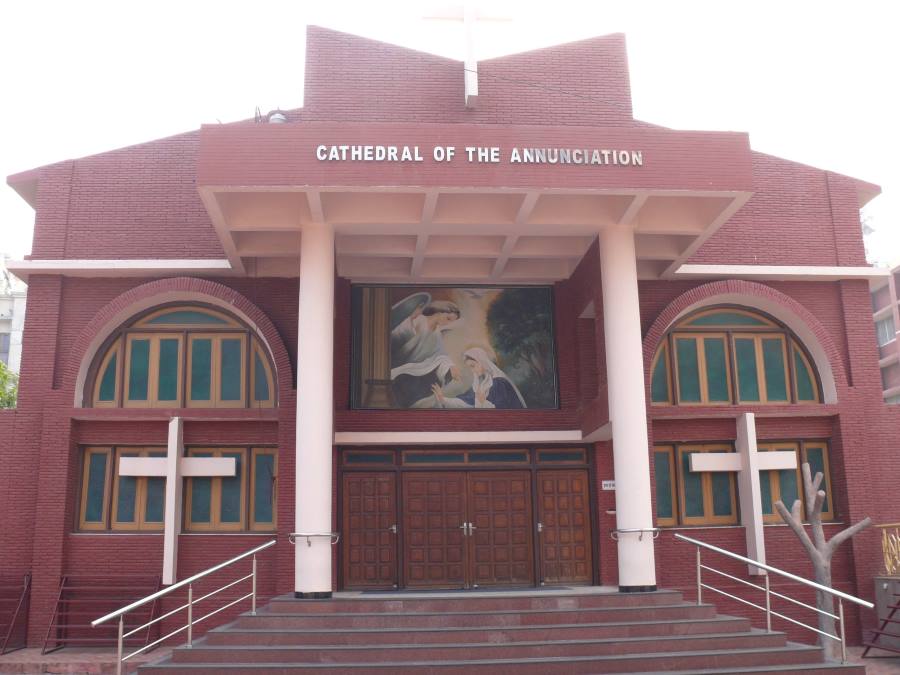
(688, 412, 797, 575)
(117, 417, 235, 585)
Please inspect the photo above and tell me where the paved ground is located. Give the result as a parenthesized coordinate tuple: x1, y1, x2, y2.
(0, 644, 896, 673)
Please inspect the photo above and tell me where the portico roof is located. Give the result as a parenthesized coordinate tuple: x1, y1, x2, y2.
(196, 121, 755, 283)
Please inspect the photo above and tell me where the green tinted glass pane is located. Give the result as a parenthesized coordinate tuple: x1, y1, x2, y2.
(128, 339, 150, 401)
(676, 338, 701, 402)
(537, 450, 585, 462)
(157, 339, 179, 401)
(220, 453, 243, 523)
(115, 452, 139, 523)
(805, 446, 829, 512)
(253, 352, 269, 401)
(405, 452, 466, 464)
(146, 310, 229, 325)
(190, 478, 212, 523)
(734, 338, 760, 401)
(651, 348, 670, 403)
(711, 473, 734, 516)
(220, 339, 242, 401)
(145, 478, 165, 522)
(84, 453, 108, 522)
(794, 348, 816, 401)
(779, 469, 799, 512)
(345, 453, 394, 464)
(190, 339, 212, 401)
(760, 471, 774, 514)
(654, 451, 674, 519)
(703, 338, 730, 402)
(469, 451, 529, 462)
(682, 452, 704, 517)
(762, 338, 788, 401)
(687, 311, 768, 326)
(98, 353, 117, 401)
(253, 453, 275, 524)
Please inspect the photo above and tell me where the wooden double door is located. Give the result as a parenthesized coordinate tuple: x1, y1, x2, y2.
(342, 469, 593, 590)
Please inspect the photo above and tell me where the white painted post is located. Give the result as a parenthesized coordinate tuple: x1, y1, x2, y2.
(295, 222, 336, 597)
(598, 224, 657, 591)
(162, 417, 184, 586)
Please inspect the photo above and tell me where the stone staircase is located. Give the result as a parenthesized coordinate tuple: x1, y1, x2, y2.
(138, 588, 864, 673)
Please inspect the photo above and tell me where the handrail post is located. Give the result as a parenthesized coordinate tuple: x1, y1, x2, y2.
(696, 546, 702, 605)
(251, 554, 258, 616)
(764, 573, 772, 632)
(116, 615, 124, 675)
(838, 598, 846, 662)
(186, 584, 193, 648)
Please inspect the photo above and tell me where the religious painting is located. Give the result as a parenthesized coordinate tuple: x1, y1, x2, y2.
(351, 286, 558, 410)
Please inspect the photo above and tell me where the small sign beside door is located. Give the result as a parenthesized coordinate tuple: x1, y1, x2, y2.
(601, 480, 616, 491)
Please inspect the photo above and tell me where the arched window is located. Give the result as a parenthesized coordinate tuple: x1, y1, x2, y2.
(650, 307, 821, 406)
(88, 304, 276, 409)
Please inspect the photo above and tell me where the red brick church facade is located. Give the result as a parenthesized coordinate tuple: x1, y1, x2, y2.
(1, 26, 895, 647)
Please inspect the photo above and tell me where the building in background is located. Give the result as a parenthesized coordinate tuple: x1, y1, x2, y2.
(870, 267, 900, 403)
(0, 260, 26, 373)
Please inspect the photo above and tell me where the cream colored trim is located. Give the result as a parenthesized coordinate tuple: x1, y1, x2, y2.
(334, 430, 585, 445)
(6, 258, 234, 281)
(672, 264, 889, 281)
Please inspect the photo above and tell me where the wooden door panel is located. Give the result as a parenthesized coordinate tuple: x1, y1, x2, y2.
(469, 471, 534, 587)
(537, 469, 593, 584)
(342, 472, 397, 589)
(403, 472, 466, 588)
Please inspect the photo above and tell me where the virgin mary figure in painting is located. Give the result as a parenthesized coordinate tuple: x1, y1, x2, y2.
(389, 293, 463, 407)
(431, 347, 527, 409)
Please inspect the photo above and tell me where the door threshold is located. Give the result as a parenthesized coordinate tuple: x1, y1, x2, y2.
(336, 585, 620, 599)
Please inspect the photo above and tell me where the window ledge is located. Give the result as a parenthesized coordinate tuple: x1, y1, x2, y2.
(71, 407, 279, 422)
(649, 403, 838, 420)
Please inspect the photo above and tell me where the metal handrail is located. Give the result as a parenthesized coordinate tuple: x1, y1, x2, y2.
(288, 531, 341, 547)
(611, 527, 660, 541)
(92, 539, 276, 675)
(675, 533, 873, 663)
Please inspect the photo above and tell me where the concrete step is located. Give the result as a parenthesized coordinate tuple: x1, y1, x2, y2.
(204, 615, 751, 645)
(139, 644, 826, 673)
(170, 630, 787, 663)
(233, 602, 717, 629)
(266, 590, 684, 613)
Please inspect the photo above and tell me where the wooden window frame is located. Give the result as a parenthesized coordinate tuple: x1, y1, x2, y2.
(758, 442, 802, 524)
(731, 333, 791, 404)
(653, 445, 677, 527)
(250, 448, 278, 531)
(650, 342, 673, 405)
(184, 448, 248, 532)
(186, 333, 248, 409)
(250, 340, 276, 409)
(676, 444, 739, 526)
(135, 306, 241, 329)
(681, 307, 777, 328)
(801, 441, 834, 521)
(672, 332, 733, 405)
(123, 333, 185, 408)
(92, 339, 122, 408)
(790, 341, 821, 403)
(110, 448, 166, 531)
(79, 447, 112, 530)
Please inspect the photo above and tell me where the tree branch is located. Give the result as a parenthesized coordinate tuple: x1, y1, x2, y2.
(825, 517, 873, 559)
(775, 499, 820, 563)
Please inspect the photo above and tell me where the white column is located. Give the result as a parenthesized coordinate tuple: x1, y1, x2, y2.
(598, 225, 657, 590)
(162, 417, 184, 585)
(295, 222, 335, 597)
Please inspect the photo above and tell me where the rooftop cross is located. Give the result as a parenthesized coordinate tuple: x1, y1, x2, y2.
(425, 2, 512, 108)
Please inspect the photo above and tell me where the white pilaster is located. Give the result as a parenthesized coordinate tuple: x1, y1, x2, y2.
(163, 417, 184, 585)
(598, 225, 657, 590)
(295, 222, 336, 595)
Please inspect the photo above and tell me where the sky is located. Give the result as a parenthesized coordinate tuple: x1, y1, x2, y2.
(1, 0, 898, 268)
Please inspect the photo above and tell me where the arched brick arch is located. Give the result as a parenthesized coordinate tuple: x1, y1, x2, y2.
(68, 277, 293, 407)
(642, 280, 847, 403)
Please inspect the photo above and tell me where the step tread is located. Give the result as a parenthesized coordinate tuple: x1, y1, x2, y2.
(274, 590, 682, 603)
(629, 664, 862, 675)
(212, 615, 747, 635)
(184, 629, 782, 652)
(142, 643, 824, 669)
(250, 602, 712, 618)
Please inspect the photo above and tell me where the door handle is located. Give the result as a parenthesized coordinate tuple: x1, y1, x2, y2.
(468, 523, 477, 532)
(388, 524, 398, 534)
(537, 522, 544, 533)
(459, 522, 469, 535)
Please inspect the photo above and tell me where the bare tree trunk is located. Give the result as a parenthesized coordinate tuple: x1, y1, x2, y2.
(774, 463, 870, 662)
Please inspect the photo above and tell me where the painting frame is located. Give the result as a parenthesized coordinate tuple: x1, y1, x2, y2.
(349, 284, 560, 411)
